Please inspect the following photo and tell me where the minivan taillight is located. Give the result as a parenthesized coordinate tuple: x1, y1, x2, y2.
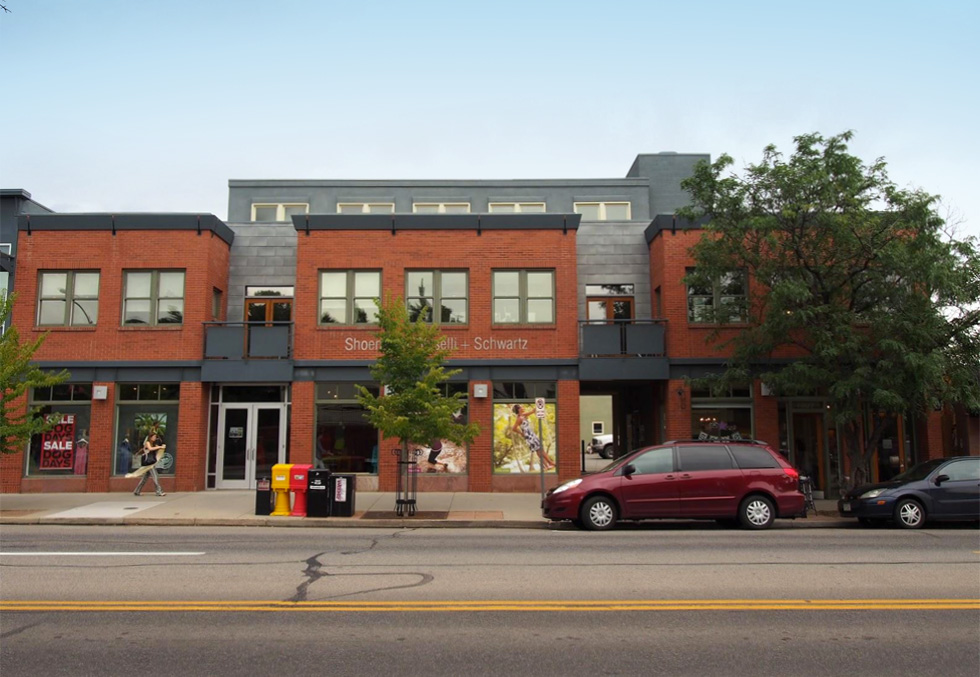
(784, 467, 799, 481)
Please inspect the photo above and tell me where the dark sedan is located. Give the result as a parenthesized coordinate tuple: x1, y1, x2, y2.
(838, 456, 980, 528)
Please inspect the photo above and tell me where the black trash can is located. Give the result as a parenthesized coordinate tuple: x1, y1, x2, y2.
(330, 474, 357, 517)
(255, 477, 272, 516)
(306, 469, 333, 518)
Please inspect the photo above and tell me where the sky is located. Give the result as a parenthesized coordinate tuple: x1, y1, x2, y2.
(1, 0, 977, 241)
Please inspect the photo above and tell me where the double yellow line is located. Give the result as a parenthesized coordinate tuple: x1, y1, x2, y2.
(3, 599, 978, 612)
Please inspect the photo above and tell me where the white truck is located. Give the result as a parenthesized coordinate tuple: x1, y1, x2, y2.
(590, 433, 615, 459)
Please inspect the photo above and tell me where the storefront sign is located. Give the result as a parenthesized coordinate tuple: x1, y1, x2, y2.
(40, 414, 75, 470)
(344, 335, 530, 352)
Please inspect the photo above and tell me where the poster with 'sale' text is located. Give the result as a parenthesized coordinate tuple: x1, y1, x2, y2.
(40, 414, 76, 470)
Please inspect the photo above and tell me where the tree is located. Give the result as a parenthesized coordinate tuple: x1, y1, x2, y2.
(679, 131, 980, 488)
(356, 295, 480, 468)
(0, 293, 70, 455)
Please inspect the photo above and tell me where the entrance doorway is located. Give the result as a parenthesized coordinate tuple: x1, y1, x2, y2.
(216, 404, 286, 489)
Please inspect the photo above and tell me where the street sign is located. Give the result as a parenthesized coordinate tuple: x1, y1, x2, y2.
(535, 397, 546, 419)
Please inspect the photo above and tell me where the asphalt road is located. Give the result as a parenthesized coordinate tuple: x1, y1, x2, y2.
(2, 525, 978, 676)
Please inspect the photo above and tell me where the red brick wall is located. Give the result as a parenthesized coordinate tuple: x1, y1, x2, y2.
(649, 229, 808, 360)
(294, 229, 579, 361)
(13, 229, 230, 361)
(5, 228, 229, 493)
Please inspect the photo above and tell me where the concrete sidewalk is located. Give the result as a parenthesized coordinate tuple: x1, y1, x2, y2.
(0, 490, 848, 529)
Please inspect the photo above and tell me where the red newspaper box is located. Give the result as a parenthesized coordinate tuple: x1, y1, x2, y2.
(289, 464, 313, 517)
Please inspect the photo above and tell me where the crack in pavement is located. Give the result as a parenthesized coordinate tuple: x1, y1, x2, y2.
(290, 530, 433, 602)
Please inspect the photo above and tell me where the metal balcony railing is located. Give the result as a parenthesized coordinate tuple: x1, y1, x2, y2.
(579, 319, 666, 357)
(203, 321, 293, 360)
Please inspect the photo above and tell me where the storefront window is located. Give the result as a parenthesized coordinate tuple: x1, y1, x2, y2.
(26, 384, 92, 476)
(114, 384, 180, 476)
(492, 382, 557, 474)
(691, 407, 753, 440)
(412, 383, 469, 474)
(315, 383, 379, 474)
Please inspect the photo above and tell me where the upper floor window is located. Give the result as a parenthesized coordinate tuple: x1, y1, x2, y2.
(319, 270, 381, 325)
(586, 283, 635, 323)
(492, 270, 555, 324)
(406, 270, 468, 324)
(123, 270, 185, 325)
(412, 203, 470, 214)
(488, 202, 546, 213)
(37, 271, 100, 326)
(573, 202, 631, 221)
(251, 203, 309, 222)
(686, 268, 747, 323)
(337, 203, 395, 214)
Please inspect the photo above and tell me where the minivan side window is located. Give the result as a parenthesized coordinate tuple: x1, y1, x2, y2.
(729, 445, 780, 469)
(630, 447, 674, 475)
(677, 445, 734, 471)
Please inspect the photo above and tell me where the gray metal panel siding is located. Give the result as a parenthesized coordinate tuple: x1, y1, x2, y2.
(228, 179, 651, 222)
(579, 357, 670, 381)
(627, 154, 708, 217)
(226, 223, 297, 322)
(576, 220, 653, 320)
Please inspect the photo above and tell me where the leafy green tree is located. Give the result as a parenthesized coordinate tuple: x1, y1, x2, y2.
(0, 293, 70, 455)
(357, 295, 480, 460)
(679, 131, 980, 488)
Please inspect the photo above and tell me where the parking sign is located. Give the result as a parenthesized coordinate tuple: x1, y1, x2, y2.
(535, 397, 546, 419)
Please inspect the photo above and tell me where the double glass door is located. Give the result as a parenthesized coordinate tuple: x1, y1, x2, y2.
(217, 404, 285, 489)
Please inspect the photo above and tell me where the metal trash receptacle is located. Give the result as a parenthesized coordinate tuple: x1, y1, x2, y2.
(330, 474, 357, 517)
(255, 477, 272, 516)
(306, 469, 332, 518)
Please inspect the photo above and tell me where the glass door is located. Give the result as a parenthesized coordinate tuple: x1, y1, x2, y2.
(216, 404, 285, 489)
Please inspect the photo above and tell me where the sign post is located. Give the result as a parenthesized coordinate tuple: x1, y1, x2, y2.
(535, 397, 546, 503)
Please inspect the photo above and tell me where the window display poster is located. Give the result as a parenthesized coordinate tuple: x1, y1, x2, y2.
(493, 402, 557, 474)
(40, 414, 75, 470)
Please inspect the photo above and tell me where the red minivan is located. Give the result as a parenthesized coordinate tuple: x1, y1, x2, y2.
(543, 440, 806, 530)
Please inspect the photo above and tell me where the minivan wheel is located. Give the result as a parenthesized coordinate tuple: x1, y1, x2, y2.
(581, 496, 617, 531)
(739, 495, 775, 530)
(894, 498, 925, 529)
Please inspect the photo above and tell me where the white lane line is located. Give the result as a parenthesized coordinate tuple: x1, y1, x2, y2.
(0, 552, 205, 557)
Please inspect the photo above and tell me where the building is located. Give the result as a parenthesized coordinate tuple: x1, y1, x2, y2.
(1, 189, 54, 329)
(2, 154, 975, 496)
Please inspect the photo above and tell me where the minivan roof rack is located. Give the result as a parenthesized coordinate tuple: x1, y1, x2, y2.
(664, 438, 771, 446)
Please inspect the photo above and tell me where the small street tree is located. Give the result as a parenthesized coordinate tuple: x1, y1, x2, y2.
(357, 295, 480, 493)
(0, 293, 70, 455)
(679, 131, 980, 488)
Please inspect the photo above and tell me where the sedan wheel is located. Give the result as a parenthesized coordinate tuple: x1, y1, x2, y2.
(894, 498, 925, 529)
(581, 496, 617, 531)
(739, 495, 775, 530)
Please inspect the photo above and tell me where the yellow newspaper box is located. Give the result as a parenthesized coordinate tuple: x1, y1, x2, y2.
(270, 463, 293, 516)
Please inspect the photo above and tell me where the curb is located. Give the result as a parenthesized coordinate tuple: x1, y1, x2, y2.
(1, 516, 851, 529)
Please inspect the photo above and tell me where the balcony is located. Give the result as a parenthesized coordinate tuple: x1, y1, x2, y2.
(579, 319, 669, 381)
(202, 321, 294, 382)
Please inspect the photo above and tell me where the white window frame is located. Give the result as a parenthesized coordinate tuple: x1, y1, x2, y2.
(251, 203, 310, 222)
(337, 203, 396, 214)
(573, 201, 632, 221)
(0, 243, 11, 255)
(412, 203, 471, 214)
(488, 202, 547, 213)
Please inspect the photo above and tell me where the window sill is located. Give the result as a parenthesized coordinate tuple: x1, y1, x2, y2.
(119, 325, 184, 331)
(490, 324, 558, 330)
(33, 326, 98, 332)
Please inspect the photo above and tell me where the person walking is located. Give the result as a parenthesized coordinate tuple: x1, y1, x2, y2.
(133, 432, 166, 496)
